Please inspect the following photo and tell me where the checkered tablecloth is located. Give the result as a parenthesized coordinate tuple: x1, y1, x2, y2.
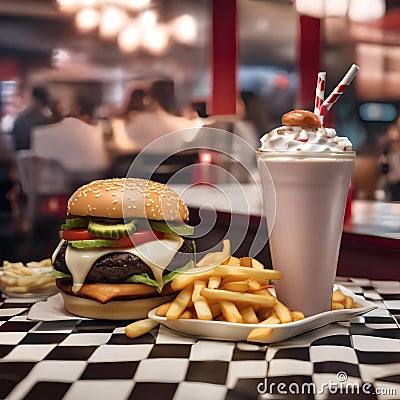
(0, 278, 399, 400)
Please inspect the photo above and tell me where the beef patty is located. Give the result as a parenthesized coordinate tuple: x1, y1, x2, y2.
(53, 239, 194, 283)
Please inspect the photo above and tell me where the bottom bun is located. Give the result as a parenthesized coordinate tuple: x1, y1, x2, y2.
(60, 291, 176, 320)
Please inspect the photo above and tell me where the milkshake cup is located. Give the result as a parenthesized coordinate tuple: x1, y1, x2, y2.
(257, 110, 355, 316)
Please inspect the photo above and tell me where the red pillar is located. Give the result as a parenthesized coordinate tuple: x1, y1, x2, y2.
(209, 0, 237, 116)
(298, 15, 321, 110)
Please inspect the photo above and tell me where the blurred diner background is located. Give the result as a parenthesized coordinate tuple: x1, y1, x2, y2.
(1, 0, 400, 266)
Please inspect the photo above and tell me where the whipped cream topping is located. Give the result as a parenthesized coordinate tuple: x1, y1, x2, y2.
(260, 126, 352, 152)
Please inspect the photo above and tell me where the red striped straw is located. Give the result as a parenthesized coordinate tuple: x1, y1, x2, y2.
(314, 72, 326, 117)
(319, 64, 360, 118)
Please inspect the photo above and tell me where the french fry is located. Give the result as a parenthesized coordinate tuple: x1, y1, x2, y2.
(220, 300, 243, 323)
(192, 280, 207, 302)
(209, 302, 222, 318)
(223, 256, 241, 266)
(171, 269, 216, 291)
(247, 327, 274, 342)
(344, 296, 353, 309)
(208, 276, 221, 289)
(171, 266, 282, 291)
(194, 300, 213, 320)
(240, 257, 253, 267)
(220, 275, 243, 285)
(166, 285, 193, 320)
(332, 302, 345, 310)
(351, 302, 361, 309)
(0, 276, 18, 286)
(222, 281, 250, 293)
(332, 289, 346, 303)
(273, 301, 293, 323)
(27, 258, 52, 267)
(155, 302, 171, 317)
(181, 310, 194, 319)
(215, 267, 282, 281)
(216, 315, 227, 322)
(192, 280, 213, 320)
(247, 314, 280, 342)
(257, 307, 273, 321)
(251, 258, 264, 270)
(3, 286, 29, 294)
(246, 278, 261, 291)
(125, 319, 159, 338)
(201, 288, 276, 308)
(251, 289, 272, 296)
(239, 306, 259, 324)
(291, 311, 305, 321)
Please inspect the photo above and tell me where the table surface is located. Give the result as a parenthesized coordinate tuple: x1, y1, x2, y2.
(1, 278, 399, 400)
(170, 183, 400, 240)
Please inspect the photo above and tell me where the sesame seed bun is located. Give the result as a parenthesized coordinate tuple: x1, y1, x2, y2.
(67, 178, 189, 221)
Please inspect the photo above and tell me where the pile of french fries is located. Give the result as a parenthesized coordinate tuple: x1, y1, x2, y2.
(332, 288, 361, 310)
(153, 252, 305, 342)
(125, 241, 361, 343)
(0, 259, 56, 296)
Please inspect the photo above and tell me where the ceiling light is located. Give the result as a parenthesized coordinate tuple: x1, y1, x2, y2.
(325, 0, 349, 17)
(79, 0, 98, 7)
(57, 0, 81, 13)
(75, 8, 101, 32)
(137, 10, 158, 30)
(295, 0, 326, 18)
(99, 6, 128, 39)
(171, 15, 197, 45)
(295, 0, 348, 18)
(118, 22, 141, 52)
(125, 0, 152, 11)
(142, 25, 168, 54)
(348, 0, 385, 22)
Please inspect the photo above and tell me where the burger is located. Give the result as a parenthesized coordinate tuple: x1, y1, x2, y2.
(52, 178, 195, 319)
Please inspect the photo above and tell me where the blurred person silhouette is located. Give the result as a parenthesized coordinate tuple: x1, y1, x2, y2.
(11, 86, 53, 150)
(48, 99, 64, 124)
(125, 89, 148, 115)
(240, 91, 269, 138)
(182, 100, 209, 121)
(72, 96, 96, 125)
(124, 81, 203, 152)
(381, 118, 400, 200)
(1, 101, 17, 134)
(0, 130, 19, 214)
(32, 95, 109, 179)
(150, 80, 179, 116)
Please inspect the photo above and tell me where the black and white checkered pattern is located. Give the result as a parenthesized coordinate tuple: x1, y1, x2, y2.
(0, 278, 399, 400)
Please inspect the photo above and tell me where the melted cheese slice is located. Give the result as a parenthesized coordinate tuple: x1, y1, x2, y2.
(53, 234, 184, 293)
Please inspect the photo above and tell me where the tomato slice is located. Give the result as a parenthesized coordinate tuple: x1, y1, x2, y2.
(61, 229, 97, 241)
(60, 229, 164, 248)
(108, 230, 164, 248)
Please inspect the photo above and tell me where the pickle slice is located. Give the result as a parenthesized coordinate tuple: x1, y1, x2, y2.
(87, 219, 136, 239)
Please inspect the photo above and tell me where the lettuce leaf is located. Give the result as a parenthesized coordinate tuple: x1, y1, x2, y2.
(125, 260, 195, 293)
(52, 269, 72, 278)
(61, 218, 89, 230)
(148, 220, 195, 236)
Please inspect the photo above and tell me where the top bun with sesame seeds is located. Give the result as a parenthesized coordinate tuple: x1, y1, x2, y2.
(67, 178, 189, 222)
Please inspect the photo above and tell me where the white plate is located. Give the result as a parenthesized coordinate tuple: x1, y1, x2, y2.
(148, 284, 377, 343)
